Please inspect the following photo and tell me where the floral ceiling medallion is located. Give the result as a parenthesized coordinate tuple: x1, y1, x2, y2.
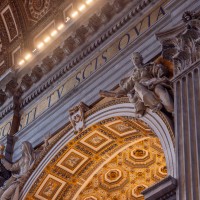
(25, 0, 51, 21)
(32, 0, 45, 11)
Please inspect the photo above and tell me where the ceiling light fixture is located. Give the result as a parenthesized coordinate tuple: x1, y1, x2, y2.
(37, 42, 44, 49)
(71, 11, 78, 18)
(86, 0, 93, 5)
(24, 53, 32, 61)
(44, 36, 51, 43)
(51, 30, 58, 37)
(78, 4, 86, 11)
(18, 59, 25, 66)
(18, 0, 97, 67)
(57, 24, 64, 30)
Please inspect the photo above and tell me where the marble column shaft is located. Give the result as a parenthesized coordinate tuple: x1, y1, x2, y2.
(174, 63, 200, 200)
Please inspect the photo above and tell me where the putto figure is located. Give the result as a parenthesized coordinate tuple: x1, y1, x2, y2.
(0, 139, 49, 200)
(100, 52, 174, 116)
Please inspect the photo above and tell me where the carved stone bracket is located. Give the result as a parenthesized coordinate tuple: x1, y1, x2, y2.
(69, 102, 90, 134)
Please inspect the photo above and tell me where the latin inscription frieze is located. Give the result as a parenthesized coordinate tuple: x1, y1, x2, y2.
(0, 1, 169, 137)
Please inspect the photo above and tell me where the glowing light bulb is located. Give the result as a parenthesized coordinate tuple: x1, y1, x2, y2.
(51, 30, 58, 37)
(71, 11, 78, 18)
(86, 0, 93, 5)
(44, 36, 51, 43)
(18, 59, 25, 66)
(78, 4, 86, 11)
(37, 42, 44, 49)
(57, 24, 64, 30)
(24, 53, 31, 61)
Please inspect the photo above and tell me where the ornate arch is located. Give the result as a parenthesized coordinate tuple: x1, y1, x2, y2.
(20, 99, 175, 199)
(85, 102, 175, 177)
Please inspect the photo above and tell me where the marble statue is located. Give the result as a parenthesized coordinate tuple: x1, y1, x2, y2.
(100, 52, 174, 116)
(161, 11, 200, 75)
(0, 138, 49, 200)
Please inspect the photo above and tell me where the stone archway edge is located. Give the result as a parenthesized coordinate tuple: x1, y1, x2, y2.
(20, 103, 176, 199)
(85, 103, 175, 177)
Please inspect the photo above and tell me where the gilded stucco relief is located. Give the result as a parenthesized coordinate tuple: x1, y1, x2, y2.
(77, 138, 167, 200)
(25, 117, 167, 200)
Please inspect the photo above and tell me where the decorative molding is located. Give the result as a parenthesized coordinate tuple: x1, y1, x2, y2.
(0, 0, 157, 119)
(34, 174, 66, 200)
(25, 0, 51, 22)
(18, 0, 166, 110)
(19, 0, 144, 105)
(33, 20, 55, 45)
(11, 45, 21, 65)
(1, 5, 18, 42)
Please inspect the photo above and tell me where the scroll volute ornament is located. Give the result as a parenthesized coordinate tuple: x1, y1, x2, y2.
(69, 102, 89, 134)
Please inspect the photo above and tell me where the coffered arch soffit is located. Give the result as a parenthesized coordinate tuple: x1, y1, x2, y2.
(21, 100, 175, 200)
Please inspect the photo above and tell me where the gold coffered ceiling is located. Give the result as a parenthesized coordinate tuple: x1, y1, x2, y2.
(25, 117, 167, 200)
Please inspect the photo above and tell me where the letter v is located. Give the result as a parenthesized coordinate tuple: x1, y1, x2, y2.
(57, 85, 65, 99)
(134, 20, 143, 36)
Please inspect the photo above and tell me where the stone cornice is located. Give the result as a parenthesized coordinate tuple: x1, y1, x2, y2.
(0, 0, 158, 119)
(0, 0, 168, 118)
(20, 0, 155, 108)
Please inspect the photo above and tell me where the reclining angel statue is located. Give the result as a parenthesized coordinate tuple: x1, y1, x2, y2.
(100, 52, 174, 116)
(0, 137, 49, 200)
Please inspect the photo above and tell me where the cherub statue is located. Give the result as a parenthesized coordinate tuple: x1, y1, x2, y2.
(0, 137, 49, 200)
(100, 52, 174, 116)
